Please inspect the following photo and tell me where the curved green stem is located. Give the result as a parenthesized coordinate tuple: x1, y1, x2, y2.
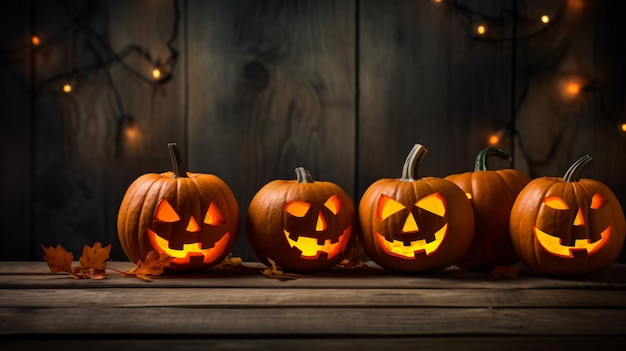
(474, 147, 512, 171)
(168, 143, 188, 178)
(295, 167, 314, 183)
(563, 155, 594, 182)
(401, 144, 428, 181)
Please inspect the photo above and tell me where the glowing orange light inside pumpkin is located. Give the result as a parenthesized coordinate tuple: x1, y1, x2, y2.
(63, 84, 72, 93)
(402, 213, 419, 233)
(541, 15, 550, 23)
(204, 202, 225, 226)
(591, 194, 608, 209)
(543, 196, 569, 210)
(32, 36, 40, 45)
(416, 193, 446, 217)
(477, 25, 486, 35)
(155, 199, 180, 222)
(316, 211, 327, 231)
(186, 216, 201, 232)
(285, 200, 311, 217)
(377, 195, 406, 221)
(324, 195, 342, 215)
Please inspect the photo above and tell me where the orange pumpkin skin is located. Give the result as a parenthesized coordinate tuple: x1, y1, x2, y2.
(510, 156, 625, 276)
(246, 168, 355, 274)
(358, 144, 474, 273)
(446, 147, 529, 269)
(117, 144, 239, 271)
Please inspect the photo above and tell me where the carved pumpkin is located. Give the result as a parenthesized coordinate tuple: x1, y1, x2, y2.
(117, 143, 239, 271)
(445, 147, 530, 269)
(510, 155, 625, 275)
(358, 144, 474, 272)
(246, 167, 355, 274)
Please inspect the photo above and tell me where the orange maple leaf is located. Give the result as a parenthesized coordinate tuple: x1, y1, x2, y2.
(123, 250, 174, 281)
(491, 265, 521, 279)
(41, 244, 74, 274)
(78, 242, 111, 270)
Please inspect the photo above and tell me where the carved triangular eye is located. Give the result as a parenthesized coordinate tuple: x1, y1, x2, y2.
(590, 194, 608, 210)
(543, 196, 569, 210)
(377, 195, 406, 221)
(324, 195, 342, 215)
(285, 200, 311, 217)
(416, 193, 446, 217)
(155, 199, 180, 222)
(204, 202, 226, 226)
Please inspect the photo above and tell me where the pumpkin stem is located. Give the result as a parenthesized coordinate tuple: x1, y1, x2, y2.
(474, 147, 512, 171)
(295, 167, 314, 183)
(401, 144, 428, 181)
(168, 143, 188, 178)
(563, 155, 594, 182)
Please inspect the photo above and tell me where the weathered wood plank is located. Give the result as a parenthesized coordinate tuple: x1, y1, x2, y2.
(2, 288, 626, 308)
(3, 336, 625, 351)
(186, 0, 356, 261)
(358, 0, 515, 193)
(2, 307, 625, 336)
(1, 262, 625, 289)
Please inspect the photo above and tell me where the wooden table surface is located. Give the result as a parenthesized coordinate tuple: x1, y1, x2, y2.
(1, 261, 625, 350)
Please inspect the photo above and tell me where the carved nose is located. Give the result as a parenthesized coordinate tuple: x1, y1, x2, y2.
(186, 216, 201, 232)
(573, 208, 586, 226)
(316, 211, 327, 231)
(402, 213, 419, 233)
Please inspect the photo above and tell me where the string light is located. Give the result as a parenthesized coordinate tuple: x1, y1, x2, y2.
(541, 15, 550, 24)
(476, 24, 487, 35)
(32, 36, 40, 46)
(152, 68, 161, 80)
(63, 84, 72, 93)
(621, 123, 626, 133)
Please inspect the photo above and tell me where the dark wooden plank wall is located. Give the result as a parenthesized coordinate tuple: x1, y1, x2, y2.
(1, 0, 625, 262)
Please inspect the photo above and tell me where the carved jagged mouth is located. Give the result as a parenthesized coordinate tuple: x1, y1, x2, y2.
(375, 224, 448, 259)
(283, 226, 352, 260)
(532, 225, 611, 259)
(148, 229, 230, 264)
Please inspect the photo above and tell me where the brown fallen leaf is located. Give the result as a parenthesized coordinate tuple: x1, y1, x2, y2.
(261, 258, 302, 280)
(42, 244, 74, 274)
(78, 242, 111, 270)
(123, 250, 174, 281)
(491, 265, 521, 279)
(220, 252, 243, 267)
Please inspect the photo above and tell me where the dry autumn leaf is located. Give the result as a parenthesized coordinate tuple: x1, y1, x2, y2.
(41, 244, 73, 274)
(78, 242, 111, 270)
(124, 250, 174, 281)
(261, 257, 302, 280)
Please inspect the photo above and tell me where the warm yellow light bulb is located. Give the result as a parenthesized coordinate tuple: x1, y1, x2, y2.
(621, 123, 626, 133)
(565, 82, 581, 97)
(152, 68, 161, 79)
(541, 15, 550, 24)
(433, 0, 443, 3)
(488, 134, 500, 146)
(32, 36, 40, 45)
(477, 25, 487, 35)
(63, 84, 72, 93)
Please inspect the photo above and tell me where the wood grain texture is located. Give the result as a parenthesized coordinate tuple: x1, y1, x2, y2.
(186, 0, 356, 260)
(358, 0, 515, 192)
(28, 0, 185, 261)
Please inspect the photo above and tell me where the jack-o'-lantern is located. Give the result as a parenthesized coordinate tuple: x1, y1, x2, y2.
(117, 143, 239, 271)
(510, 155, 625, 275)
(358, 144, 474, 272)
(446, 147, 530, 269)
(246, 167, 355, 274)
